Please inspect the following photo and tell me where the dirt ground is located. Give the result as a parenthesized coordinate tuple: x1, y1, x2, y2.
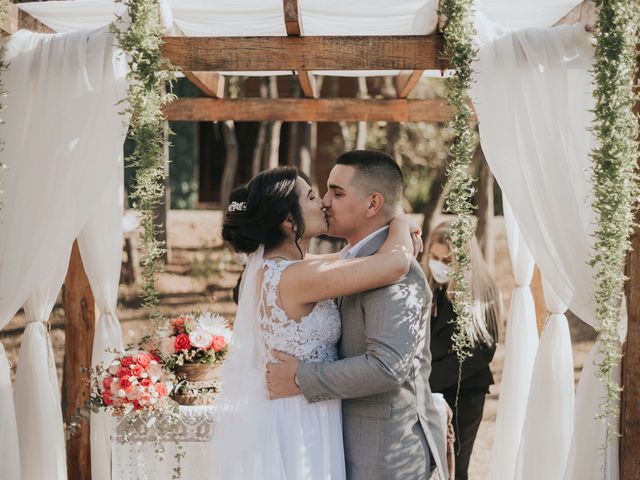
(1, 210, 597, 480)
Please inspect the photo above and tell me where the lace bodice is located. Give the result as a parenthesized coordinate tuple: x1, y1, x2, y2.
(260, 259, 341, 363)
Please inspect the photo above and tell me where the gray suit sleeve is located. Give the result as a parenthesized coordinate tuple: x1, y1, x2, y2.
(296, 268, 427, 403)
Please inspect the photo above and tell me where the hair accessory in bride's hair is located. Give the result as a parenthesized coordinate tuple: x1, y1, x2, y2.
(228, 201, 247, 212)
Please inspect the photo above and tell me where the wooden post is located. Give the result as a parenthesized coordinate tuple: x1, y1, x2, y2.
(620, 57, 640, 480)
(531, 266, 547, 336)
(62, 241, 95, 480)
(475, 147, 495, 270)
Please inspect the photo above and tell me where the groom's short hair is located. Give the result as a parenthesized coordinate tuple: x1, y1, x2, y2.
(336, 150, 404, 211)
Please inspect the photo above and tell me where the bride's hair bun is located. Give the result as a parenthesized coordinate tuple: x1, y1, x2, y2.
(221, 167, 306, 254)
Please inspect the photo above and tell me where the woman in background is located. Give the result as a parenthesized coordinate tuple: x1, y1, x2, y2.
(425, 220, 502, 480)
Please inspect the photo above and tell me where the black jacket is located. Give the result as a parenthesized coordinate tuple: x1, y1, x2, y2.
(428, 285, 496, 395)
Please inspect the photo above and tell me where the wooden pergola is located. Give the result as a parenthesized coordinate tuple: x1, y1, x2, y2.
(2, 2, 638, 479)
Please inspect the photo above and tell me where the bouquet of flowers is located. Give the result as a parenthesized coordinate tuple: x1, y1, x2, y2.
(158, 312, 232, 371)
(99, 350, 172, 414)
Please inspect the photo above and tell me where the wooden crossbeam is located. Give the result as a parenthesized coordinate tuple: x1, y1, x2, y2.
(161, 35, 447, 72)
(283, 0, 302, 36)
(164, 98, 459, 123)
(184, 71, 225, 98)
(282, 0, 318, 98)
(396, 70, 425, 98)
(1, 6, 55, 34)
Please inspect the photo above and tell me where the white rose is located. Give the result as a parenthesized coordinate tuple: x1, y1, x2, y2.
(189, 328, 214, 349)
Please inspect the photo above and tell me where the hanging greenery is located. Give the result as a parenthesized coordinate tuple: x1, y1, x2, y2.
(112, 0, 176, 323)
(0, 0, 10, 210)
(440, 0, 478, 368)
(590, 0, 640, 450)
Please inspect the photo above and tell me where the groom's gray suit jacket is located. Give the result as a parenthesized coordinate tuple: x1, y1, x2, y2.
(297, 230, 448, 480)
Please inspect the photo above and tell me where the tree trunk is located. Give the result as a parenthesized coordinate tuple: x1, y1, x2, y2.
(220, 120, 239, 209)
(339, 122, 352, 150)
(266, 77, 282, 169)
(475, 146, 495, 269)
(355, 77, 368, 150)
(251, 79, 269, 176)
(418, 167, 447, 263)
(382, 77, 402, 165)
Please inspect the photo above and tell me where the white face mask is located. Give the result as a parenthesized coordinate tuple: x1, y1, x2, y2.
(429, 259, 453, 284)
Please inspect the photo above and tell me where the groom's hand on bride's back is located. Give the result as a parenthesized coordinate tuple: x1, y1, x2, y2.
(266, 350, 301, 399)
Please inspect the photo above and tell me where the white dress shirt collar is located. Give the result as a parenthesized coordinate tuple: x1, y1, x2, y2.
(341, 225, 389, 259)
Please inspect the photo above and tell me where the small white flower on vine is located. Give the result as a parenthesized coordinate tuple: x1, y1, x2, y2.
(228, 201, 247, 212)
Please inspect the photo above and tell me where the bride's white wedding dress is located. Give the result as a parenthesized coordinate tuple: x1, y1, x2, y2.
(210, 250, 346, 480)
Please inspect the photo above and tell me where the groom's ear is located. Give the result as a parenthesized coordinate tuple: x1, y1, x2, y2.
(365, 192, 385, 218)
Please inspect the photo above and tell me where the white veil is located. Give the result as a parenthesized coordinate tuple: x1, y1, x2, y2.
(210, 245, 283, 478)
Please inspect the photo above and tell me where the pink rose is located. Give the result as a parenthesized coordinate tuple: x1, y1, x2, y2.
(155, 382, 167, 397)
(135, 352, 152, 368)
(174, 333, 191, 351)
(130, 364, 144, 377)
(103, 377, 113, 391)
(120, 356, 134, 368)
(210, 336, 226, 352)
(119, 378, 132, 391)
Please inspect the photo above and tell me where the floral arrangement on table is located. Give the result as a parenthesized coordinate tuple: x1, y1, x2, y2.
(157, 312, 232, 371)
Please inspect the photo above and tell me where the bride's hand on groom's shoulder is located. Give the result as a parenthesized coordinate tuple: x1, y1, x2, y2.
(391, 213, 423, 256)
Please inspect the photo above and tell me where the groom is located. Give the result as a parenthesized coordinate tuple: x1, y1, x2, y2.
(267, 150, 448, 480)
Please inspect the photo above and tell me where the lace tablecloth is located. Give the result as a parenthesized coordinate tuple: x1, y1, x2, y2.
(112, 405, 217, 480)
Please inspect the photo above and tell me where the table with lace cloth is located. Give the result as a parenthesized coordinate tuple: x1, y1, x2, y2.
(112, 405, 217, 480)
(112, 397, 451, 480)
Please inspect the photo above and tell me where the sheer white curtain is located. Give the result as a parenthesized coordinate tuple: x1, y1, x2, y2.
(0, 343, 20, 480)
(14, 255, 71, 480)
(0, 29, 128, 475)
(515, 279, 574, 480)
(469, 19, 620, 478)
(77, 158, 125, 480)
(489, 199, 539, 480)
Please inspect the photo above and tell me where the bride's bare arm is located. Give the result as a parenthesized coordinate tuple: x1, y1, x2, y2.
(279, 217, 414, 305)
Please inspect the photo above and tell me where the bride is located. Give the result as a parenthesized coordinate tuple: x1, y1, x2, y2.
(212, 166, 417, 479)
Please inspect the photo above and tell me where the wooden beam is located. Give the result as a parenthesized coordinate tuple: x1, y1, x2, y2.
(620, 55, 640, 480)
(396, 71, 425, 98)
(17, 8, 55, 33)
(282, 0, 318, 98)
(283, 0, 301, 36)
(63, 241, 95, 480)
(184, 71, 225, 98)
(1, 5, 18, 35)
(160, 35, 447, 72)
(531, 266, 547, 336)
(164, 98, 459, 123)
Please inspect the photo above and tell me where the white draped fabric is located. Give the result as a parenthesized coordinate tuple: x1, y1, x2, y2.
(489, 199, 539, 480)
(18, 0, 440, 77)
(78, 162, 126, 480)
(0, 28, 128, 478)
(469, 15, 621, 478)
(14, 255, 71, 480)
(515, 279, 574, 480)
(0, 343, 20, 480)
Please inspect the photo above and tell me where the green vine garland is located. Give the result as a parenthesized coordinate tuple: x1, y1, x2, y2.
(0, 0, 10, 210)
(112, 0, 175, 324)
(590, 0, 640, 453)
(440, 0, 477, 368)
